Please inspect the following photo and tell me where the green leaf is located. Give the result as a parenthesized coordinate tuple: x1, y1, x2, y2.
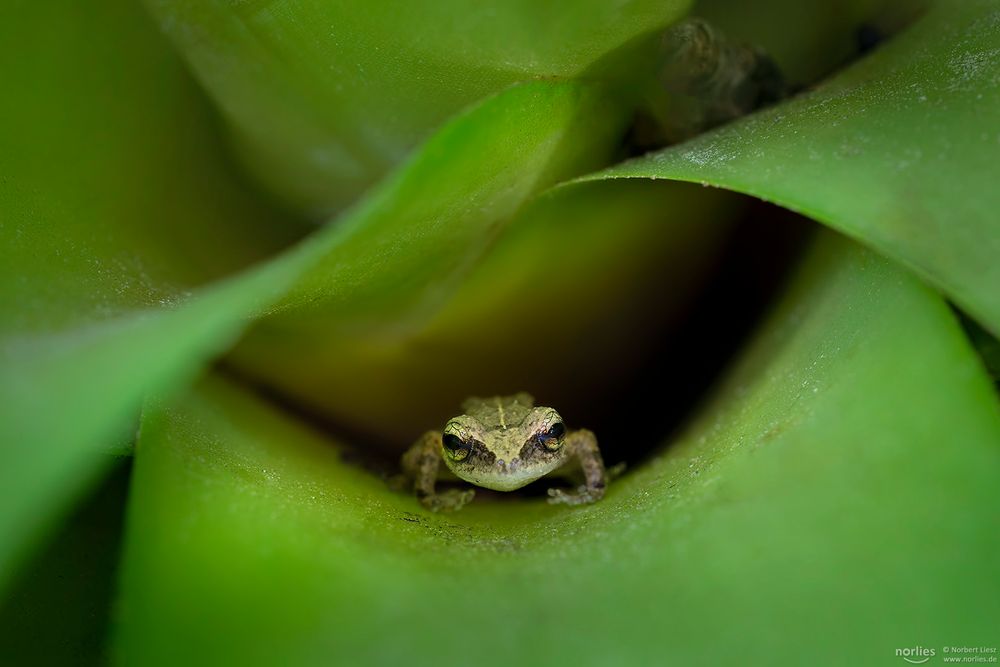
(577, 0, 1000, 335)
(140, 0, 692, 214)
(0, 263, 310, 589)
(228, 179, 740, 443)
(268, 80, 632, 318)
(114, 232, 1000, 665)
(0, 0, 636, 587)
(696, 0, 923, 84)
(0, 0, 303, 587)
(0, 462, 131, 667)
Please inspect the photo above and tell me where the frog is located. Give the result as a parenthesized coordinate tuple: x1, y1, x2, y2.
(401, 393, 608, 512)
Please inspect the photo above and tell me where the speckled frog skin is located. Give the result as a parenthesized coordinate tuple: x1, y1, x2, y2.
(401, 393, 607, 512)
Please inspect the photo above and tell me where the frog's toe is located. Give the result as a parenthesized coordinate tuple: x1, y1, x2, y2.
(606, 462, 627, 481)
(423, 488, 475, 512)
(385, 473, 409, 492)
(546, 488, 570, 504)
(547, 486, 603, 506)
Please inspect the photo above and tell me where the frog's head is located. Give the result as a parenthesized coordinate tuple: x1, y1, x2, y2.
(440, 401, 569, 492)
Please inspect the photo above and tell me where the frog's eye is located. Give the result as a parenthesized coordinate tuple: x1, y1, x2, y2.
(442, 433, 471, 461)
(538, 422, 566, 451)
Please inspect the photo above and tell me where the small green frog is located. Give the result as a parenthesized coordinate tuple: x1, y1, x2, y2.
(401, 393, 608, 511)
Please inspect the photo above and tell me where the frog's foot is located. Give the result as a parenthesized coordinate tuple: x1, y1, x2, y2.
(385, 473, 409, 492)
(547, 485, 604, 506)
(606, 462, 627, 481)
(419, 488, 475, 512)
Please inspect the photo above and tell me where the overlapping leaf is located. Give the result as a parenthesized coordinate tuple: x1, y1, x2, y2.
(0, 0, 636, 587)
(0, 0, 300, 585)
(577, 0, 1000, 334)
(140, 0, 692, 215)
(115, 234, 1000, 666)
(229, 179, 739, 444)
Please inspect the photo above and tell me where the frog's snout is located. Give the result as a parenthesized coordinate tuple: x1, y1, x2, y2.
(496, 458, 520, 470)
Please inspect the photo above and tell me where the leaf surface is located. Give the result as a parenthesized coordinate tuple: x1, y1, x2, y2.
(0, 0, 627, 586)
(140, 0, 693, 214)
(576, 0, 1000, 335)
(115, 232, 1000, 666)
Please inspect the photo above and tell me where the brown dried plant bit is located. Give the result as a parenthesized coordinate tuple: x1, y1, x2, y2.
(636, 18, 787, 148)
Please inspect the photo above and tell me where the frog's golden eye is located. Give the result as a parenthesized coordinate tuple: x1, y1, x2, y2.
(442, 433, 471, 461)
(538, 422, 566, 451)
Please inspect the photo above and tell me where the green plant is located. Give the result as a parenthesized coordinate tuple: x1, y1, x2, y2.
(1, 0, 997, 664)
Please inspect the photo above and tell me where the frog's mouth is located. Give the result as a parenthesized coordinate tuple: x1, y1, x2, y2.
(461, 466, 539, 492)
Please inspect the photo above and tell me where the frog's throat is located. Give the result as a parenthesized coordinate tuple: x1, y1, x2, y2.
(445, 456, 563, 492)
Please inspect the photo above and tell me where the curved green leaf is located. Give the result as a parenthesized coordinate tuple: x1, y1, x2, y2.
(115, 232, 1000, 665)
(140, 0, 692, 214)
(577, 0, 1000, 335)
(0, 463, 131, 666)
(696, 0, 925, 84)
(268, 81, 631, 317)
(0, 0, 637, 587)
(229, 180, 739, 443)
(0, 0, 303, 586)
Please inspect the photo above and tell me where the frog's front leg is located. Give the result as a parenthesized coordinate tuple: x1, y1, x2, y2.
(547, 429, 607, 506)
(401, 431, 475, 512)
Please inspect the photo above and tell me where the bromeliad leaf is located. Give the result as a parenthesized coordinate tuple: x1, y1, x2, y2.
(141, 0, 693, 215)
(0, 0, 301, 588)
(0, 0, 635, 590)
(576, 0, 1000, 335)
(114, 232, 1000, 666)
